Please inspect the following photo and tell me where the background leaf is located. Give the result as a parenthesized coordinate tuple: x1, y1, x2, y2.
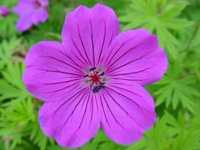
(1, 0, 200, 150)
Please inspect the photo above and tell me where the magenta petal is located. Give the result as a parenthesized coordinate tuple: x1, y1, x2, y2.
(39, 0, 48, 6)
(100, 82, 156, 144)
(32, 9, 48, 24)
(39, 89, 100, 148)
(13, 1, 34, 16)
(105, 29, 168, 85)
(61, 3, 119, 67)
(23, 41, 83, 101)
(16, 16, 33, 32)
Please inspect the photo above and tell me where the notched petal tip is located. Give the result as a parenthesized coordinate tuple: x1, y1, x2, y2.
(70, 5, 89, 16)
(91, 3, 118, 22)
(155, 49, 168, 78)
(38, 94, 101, 148)
(92, 3, 114, 12)
(107, 28, 168, 85)
(99, 83, 157, 145)
(76, 5, 89, 10)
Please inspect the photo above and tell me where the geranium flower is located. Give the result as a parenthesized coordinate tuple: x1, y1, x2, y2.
(13, 0, 48, 32)
(0, 6, 9, 17)
(23, 4, 168, 148)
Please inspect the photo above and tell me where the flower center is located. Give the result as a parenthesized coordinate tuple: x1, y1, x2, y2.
(84, 67, 106, 93)
(90, 73, 100, 83)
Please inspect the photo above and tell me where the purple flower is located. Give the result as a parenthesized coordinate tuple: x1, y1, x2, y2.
(23, 4, 168, 148)
(13, 0, 48, 32)
(0, 6, 9, 17)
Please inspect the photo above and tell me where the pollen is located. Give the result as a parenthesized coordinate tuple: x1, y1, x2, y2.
(84, 67, 106, 93)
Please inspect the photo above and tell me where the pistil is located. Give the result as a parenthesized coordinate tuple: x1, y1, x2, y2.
(84, 67, 106, 93)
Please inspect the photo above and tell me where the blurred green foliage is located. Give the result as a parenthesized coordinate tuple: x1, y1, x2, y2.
(0, 0, 200, 150)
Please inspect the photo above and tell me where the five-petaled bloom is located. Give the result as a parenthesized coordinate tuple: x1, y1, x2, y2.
(13, 0, 48, 32)
(0, 6, 9, 17)
(23, 4, 168, 148)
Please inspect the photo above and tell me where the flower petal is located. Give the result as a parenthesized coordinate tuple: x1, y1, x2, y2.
(104, 29, 168, 85)
(32, 9, 48, 25)
(61, 3, 119, 67)
(16, 15, 33, 32)
(100, 82, 156, 145)
(39, 0, 48, 6)
(13, 0, 34, 16)
(39, 89, 100, 148)
(23, 41, 84, 101)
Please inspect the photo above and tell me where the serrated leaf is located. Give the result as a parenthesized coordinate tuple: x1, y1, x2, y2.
(120, 0, 192, 59)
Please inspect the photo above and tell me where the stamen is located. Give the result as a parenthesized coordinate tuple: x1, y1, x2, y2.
(84, 67, 106, 93)
(89, 67, 96, 71)
(92, 83, 105, 93)
(99, 72, 104, 76)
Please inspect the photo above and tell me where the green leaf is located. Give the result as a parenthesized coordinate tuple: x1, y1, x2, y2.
(0, 62, 30, 102)
(151, 61, 200, 112)
(0, 38, 23, 69)
(120, 0, 192, 59)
